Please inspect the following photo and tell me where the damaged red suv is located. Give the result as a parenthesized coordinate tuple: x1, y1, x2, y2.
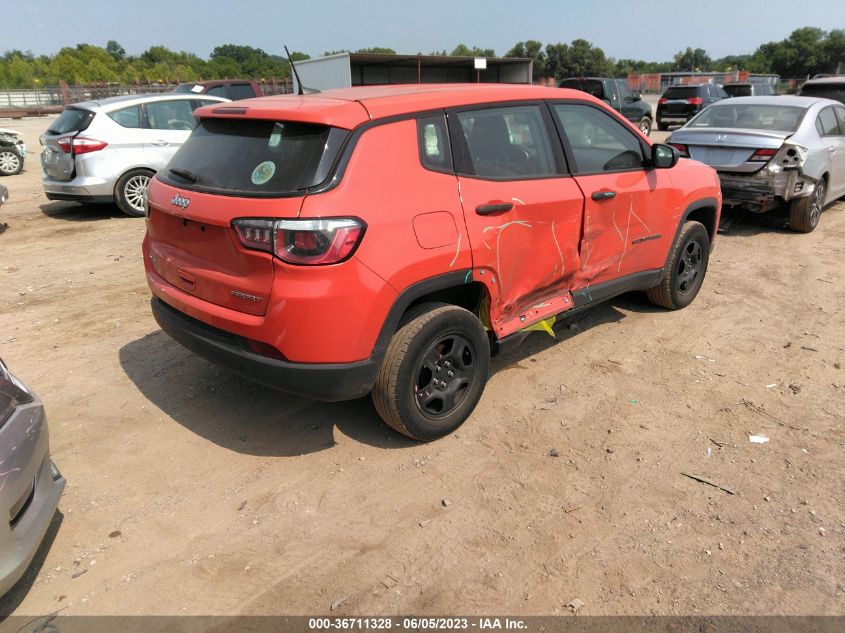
(143, 84, 721, 440)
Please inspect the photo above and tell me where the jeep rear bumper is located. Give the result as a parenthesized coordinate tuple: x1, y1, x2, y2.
(151, 297, 382, 402)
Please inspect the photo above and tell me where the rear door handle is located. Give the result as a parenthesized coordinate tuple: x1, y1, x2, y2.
(476, 202, 514, 215)
(591, 190, 617, 201)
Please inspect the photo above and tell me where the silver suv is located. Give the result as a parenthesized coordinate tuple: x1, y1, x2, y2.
(40, 93, 228, 216)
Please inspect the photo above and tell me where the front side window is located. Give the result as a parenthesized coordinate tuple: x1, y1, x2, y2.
(417, 115, 452, 172)
(454, 105, 557, 179)
(554, 103, 644, 173)
(145, 100, 197, 131)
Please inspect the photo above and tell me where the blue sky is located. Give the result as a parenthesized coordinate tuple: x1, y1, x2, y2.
(7, 0, 843, 60)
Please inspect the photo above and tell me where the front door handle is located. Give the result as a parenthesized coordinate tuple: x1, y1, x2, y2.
(591, 190, 617, 201)
(476, 202, 514, 215)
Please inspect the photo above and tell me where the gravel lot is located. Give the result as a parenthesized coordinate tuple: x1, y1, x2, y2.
(0, 114, 843, 617)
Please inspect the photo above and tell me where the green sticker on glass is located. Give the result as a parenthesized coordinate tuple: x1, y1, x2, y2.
(251, 161, 276, 185)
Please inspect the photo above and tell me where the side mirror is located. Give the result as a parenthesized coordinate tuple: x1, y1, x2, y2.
(651, 143, 679, 169)
(632, 91, 642, 101)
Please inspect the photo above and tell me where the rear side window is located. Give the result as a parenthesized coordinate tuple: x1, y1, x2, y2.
(108, 105, 141, 128)
(554, 103, 644, 173)
(146, 100, 197, 131)
(47, 108, 94, 135)
(161, 119, 348, 196)
(206, 86, 227, 97)
(228, 84, 258, 100)
(417, 115, 452, 172)
(817, 107, 840, 136)
(454, 105, 557, 179)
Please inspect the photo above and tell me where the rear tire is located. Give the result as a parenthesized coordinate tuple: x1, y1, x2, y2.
(372, 303, 490, 441)
(0, 148, 23, 176)
(638, 117, 652, 136)
(657, 121, 669, 131)
(789, 177, 826, 233)
(647, 221, 710, 310)
(115, 168, 154, 217)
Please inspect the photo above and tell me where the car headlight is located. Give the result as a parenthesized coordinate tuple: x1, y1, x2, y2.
(0, 358, 34, 427)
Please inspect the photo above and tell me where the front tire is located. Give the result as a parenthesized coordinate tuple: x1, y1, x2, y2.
(372, 303, 490, 441)
(647, 221, 710, 310)
(789, 178, 826, 233)
(0, 148, 23, 176)
(115, 169, 153, 217)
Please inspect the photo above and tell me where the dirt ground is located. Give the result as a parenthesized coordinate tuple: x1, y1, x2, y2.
(0, 115, 842, 618)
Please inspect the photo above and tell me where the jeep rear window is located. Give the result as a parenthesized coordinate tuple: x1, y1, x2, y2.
(47, 108, 95, 135)
(160, 119, 348, 196)
(662, 87, 700, 99)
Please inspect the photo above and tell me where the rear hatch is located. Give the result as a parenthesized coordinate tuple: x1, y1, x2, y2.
(659, 86, 701, 115)
(40, 107, 95, 181)
(147, 117, 348, 316)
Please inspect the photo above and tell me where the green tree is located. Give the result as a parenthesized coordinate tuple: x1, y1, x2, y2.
(355, 47, 396, 55)
(106, 40, 126, 61)
(673, 47, 712, 71)
(506, 40, 546, 81)
(450, 44, 495, 57)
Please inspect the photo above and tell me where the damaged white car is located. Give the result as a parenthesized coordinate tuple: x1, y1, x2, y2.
(668, 96, 845, 232)
(0, 128, 26, 176)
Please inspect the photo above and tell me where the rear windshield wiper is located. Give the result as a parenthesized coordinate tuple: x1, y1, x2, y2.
(168, 168, 198, 183)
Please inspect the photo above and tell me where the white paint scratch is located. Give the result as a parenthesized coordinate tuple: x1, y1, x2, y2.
(511, 197, 526, 206)
(449, 233, 462, 268)
(551, 220, 565, 277)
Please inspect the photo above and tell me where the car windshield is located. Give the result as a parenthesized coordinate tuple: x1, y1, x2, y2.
(724, 85, 752, 97)
(799, 83, 845, 103)
(159, 118, 348, 196)
(688, 104, 806, 132)
(559, 79, 605, 99)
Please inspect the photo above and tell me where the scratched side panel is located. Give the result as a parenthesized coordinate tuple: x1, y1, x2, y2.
(300, 119, 471, 293)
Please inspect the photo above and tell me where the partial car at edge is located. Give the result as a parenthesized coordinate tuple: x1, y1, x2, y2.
(0, 358, 65, 598)
(668, 96, 845, 232)
(40, 93, 228, 217)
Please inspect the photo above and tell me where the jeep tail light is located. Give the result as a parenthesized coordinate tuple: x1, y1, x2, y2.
(56, 136, 108, 155)
(748, 148, 778, 162)
(686, 97, 703, 106)
(232, 218, 365, 265)
(669, 143, 689, 157)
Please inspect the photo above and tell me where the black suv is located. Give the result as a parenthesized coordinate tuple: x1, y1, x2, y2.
(656, 84, 728, 130)
(558, 77, 653, 135)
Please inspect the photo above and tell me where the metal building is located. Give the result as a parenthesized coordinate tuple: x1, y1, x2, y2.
(291, 53, 533, 92)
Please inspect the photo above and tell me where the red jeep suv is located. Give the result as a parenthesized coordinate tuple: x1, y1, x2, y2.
(142, 84, 721, 440)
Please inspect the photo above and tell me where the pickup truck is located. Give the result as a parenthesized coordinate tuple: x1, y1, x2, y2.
(558, 77, 653, 135)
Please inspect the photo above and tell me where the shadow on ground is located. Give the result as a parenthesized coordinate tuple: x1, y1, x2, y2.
(0, 511, 64, 620)
(119, 295, 652, 456)
(39, 201, 125, 222)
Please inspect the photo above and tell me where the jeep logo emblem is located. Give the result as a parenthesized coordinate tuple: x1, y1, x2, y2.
(171, 194, 190, 209)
